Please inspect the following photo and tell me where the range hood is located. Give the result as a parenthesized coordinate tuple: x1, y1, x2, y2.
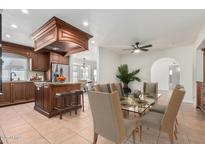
(32, 16, 93, 56)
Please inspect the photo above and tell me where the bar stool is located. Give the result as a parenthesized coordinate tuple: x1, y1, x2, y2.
(73, 90, 84, 113)
(54, 91, 75, 119)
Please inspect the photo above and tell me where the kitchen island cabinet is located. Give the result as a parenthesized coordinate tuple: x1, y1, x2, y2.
(34, 82, 81, 118)
(0, 82, 35, 107)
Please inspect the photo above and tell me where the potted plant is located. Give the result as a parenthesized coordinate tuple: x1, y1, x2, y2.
(116, 64, 141, 96)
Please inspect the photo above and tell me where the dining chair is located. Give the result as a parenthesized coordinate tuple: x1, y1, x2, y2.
(88, 91, 139, 144)
(143, 82, 158, 99)
(94, 84, 111, 93)
(110, 83, 125, 99)
(110, 83, 129, 118)
(139, 87, 185, 143)
(150, 85, 184, 126)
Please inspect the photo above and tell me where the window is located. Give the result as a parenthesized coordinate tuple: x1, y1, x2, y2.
(2, 53, 28, 81)
(72, 63, 91, 82)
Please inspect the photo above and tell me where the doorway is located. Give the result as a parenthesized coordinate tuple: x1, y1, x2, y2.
(151, 58, 180, 91)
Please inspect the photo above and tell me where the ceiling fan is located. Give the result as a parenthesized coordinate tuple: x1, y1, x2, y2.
(123, 42, 152, 53)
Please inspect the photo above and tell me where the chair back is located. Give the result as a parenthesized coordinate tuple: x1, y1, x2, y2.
(110, 83, 125, 97)
(143, 82, 158, 98)
(94, 84, 111, 93)
(88, 91, 126, 143)
(160, 87, 185, 133)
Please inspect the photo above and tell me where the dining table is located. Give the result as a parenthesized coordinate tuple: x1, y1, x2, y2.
(120, 94, 157, 117)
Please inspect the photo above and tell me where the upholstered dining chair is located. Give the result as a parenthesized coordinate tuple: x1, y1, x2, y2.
(88, 91, 139, 144)
(140, 87, 185, 143)
(94, 84, 111, 93)
(110, 83, 125, 99)
(143, 82, 158, 99)
(150, 85, 185, 126)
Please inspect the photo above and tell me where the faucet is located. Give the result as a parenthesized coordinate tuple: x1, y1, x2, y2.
(10, 72, 16, 82)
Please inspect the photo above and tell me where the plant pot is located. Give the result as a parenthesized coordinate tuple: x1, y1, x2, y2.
(123, 83, 131, 96)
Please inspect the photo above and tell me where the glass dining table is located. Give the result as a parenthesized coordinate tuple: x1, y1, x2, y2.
(120, 95, 156, 117)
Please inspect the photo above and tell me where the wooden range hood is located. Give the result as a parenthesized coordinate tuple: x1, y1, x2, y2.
(32, 16, 93, 56)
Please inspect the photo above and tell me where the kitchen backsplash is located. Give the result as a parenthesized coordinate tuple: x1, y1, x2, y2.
(28, 71, 45, 81)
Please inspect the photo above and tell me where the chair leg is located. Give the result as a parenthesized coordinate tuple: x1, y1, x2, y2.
(174, 129, 178, 140)
(139, 125, 142, 142)
(132, 130, 135, 144)
(175, 123, 178, 134)
(93, 132, 98, 144)
(75, 95, 78, 115)
(157, 131, 161, 144)
(82, 93, 84, 112)
(60, 97, 63, 120)
(176, 118, 179, 125)
(169, 133, 174, 144)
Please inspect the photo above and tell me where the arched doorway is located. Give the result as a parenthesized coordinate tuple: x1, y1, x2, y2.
(151, 58, 180, 91)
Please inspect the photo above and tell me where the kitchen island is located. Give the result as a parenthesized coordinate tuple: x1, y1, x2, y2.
(34, 82, 81, 118)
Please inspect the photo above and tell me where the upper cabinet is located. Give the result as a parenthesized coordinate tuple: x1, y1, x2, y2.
(30, 51, 49, 71)
(32, 16, 93, 56)
(50, 52, 69, 65)
(2, 41, 31, 58)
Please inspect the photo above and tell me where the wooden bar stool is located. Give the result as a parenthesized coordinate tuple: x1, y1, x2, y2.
(54, 91, 75, 119)
(73, 90, 84, 113)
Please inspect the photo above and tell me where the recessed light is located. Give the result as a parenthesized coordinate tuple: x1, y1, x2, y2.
(21, 9, 29, 14)
(91, 40, 95, 44)
(5, 34, 11, 38)
(53, 47, 59, 51)
(11, 24, 18, 29)
(83, 21, 89, 27)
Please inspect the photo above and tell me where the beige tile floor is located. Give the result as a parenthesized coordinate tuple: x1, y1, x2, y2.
(0, 93, 205, 144)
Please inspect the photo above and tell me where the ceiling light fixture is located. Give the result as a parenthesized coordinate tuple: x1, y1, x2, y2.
(21, 9, 29, 14)
(11, 24, 18, 29)
(91, 40, 95, 44)
(133, 49, 141, 53)
(83, 21, 89, 27)
(53, 47, 59, 51)
(5, 34, 11, 38)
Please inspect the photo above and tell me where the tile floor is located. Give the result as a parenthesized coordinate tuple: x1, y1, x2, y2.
(0, 93, 205, 144)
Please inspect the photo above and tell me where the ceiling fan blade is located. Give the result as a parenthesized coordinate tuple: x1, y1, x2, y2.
(123, 48, 134, 51)
(140, 44, 152, 48)
(141, 48, 149, 52)
(132, 45, 136, 48)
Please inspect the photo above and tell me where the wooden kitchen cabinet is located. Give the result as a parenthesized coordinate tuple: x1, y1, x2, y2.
(0, 82, 35, 107)
(50, 52, 69, 65)
(11, 83, 26, 104)
(0, 83, 11, 106)
(31, 52, 49, 71)
(50, 52, 60, 63)
(25, 82, 35, 101)
(60, 55, 69, 65)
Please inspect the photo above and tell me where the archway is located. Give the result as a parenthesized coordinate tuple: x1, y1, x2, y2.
(151, 58, 180, 91)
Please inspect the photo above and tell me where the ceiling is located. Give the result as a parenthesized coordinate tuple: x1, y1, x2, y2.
(2, 9, 205, 55)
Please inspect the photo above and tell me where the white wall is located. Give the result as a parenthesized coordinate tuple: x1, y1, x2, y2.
(120, 45, 195, 102)
(151, 58, 178, 91)
(98, 47, 120, 84)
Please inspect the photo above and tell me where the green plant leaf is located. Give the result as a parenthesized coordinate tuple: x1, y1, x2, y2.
(116, 64, 141, 84)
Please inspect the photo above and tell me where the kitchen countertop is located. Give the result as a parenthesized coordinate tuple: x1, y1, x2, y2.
(34, 81, 81, 87)
(3, 81, 34, 83)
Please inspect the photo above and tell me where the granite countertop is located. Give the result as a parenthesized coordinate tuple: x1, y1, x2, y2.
(34, 81, 81, 87)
